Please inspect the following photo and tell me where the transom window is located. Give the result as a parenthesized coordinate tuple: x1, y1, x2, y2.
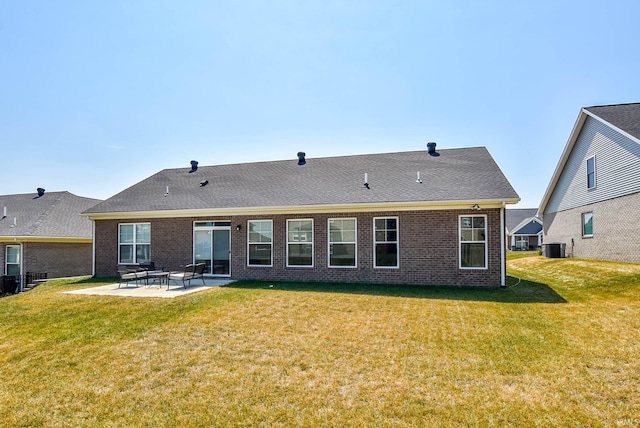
(374, 217, 398, 268)
(248, 220, 273, 266)
(329, 218, 356, 268)
(459, 215, 487, 269)
(287, 219, 313, 267)
(119, 223, 151, 264)
(582, 212, 593, 237)
(586, 156, 596, 189)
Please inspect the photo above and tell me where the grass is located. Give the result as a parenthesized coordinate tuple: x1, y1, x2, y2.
(0, 257, 639, 427)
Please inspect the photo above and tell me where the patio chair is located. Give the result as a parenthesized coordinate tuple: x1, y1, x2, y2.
(117, 265, 149, 288)
(167, 263, 206, 289)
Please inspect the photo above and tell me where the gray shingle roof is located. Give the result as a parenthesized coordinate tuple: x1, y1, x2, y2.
(585, 103, 640, 141)
(84, 147, 519, 215)
(506, 208, 539, 233)
(0, 191, 101, 238)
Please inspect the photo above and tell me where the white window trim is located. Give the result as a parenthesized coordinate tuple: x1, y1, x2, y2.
(118, 222, 151, 265)
(247, 219, 273, 267)
(286, 218, 314, 268)
(328, 218, 357, 269)
(586, 155, 597, 190)
(459, 214, 488, 270)
(5, 244, 21, 276)
(373, 216, 399, 269)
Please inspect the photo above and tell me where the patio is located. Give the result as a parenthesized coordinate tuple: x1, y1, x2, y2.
(64, 279, 235, 299)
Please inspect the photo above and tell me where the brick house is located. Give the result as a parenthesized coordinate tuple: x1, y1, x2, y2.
(83, 145, 519, 286)
(0, 191, 101, 286)
(539, 103, 640, 262)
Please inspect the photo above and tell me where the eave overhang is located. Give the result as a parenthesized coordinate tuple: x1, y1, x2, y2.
(0, 236, 92, 243)
(82, 198, 520, 221)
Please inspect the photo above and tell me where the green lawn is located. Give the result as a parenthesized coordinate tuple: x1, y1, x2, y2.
(1, 257, 639, 427)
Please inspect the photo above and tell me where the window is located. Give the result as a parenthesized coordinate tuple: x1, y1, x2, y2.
(587, 156, 596, 189)
(119, 223, 151, 264)
(582, 212, 593, 237)
(329, 218, 356, 267)
(459, 215, 487, 269)
(5, 245, 20, 276)
(374, 217, 398, 268)
(248, 220, 273, 266)
(287, 219, 313, 266)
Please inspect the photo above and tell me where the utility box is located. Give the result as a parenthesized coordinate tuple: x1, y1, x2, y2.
(544, 243, 566, 258)
(1, 276, 18, 294)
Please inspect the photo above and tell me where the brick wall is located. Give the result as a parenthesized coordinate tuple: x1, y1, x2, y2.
(94, 208, 504, 286)
(544, 191, 640, 263)
(0, 242, 92, 278)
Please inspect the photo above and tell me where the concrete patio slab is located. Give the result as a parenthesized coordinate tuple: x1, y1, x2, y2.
(63, 279, 235, 299)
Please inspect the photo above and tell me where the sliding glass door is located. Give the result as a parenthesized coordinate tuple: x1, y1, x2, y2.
(194, 222, 231, 276)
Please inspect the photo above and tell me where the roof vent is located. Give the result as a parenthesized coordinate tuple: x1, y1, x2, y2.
(189, 160, 198, 173)
(297, 152, 306, 166)
(36, 188, 45, 198)
(199, 180, 209, 187)
(427, 142, 438, 156)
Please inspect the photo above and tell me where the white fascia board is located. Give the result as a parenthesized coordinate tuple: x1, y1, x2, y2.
(83, 198, 520, 220)
(538, 109, 588, 216)
(0, 236, 92, 243)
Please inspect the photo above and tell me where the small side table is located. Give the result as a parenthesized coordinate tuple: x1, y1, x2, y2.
(147, 271, 170, 287)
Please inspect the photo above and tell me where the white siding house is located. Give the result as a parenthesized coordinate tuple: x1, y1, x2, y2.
(539, 103, 640, 262)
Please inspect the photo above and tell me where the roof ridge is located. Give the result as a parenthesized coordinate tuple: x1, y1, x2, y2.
(158, 146, 484, 171)
(585, 102, 640, 109)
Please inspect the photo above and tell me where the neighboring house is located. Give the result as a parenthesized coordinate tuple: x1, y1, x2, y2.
(539, 102, 640, 262)
(83, 145, 520, 287)
(0, 190, 102, 285)
(505, 208, 542, 251)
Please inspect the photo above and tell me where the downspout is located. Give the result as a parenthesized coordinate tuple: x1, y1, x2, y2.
(91, 219, 96, 278)
(500, 202, 506, 288)
(18, 241, 24, 293)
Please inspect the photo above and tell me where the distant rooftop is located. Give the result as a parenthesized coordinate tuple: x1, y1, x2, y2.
(506, 208, 539, 233)
(0, 191, 101, 239)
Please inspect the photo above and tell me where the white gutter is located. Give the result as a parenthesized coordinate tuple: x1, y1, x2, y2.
(91, 219, 96, 278)
(82, 198, 521, 221)
(18, 242, 24, 293)
(0, 237, 92, 243)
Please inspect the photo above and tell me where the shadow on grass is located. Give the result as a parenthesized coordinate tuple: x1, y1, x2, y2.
(225, 276, 568, 304)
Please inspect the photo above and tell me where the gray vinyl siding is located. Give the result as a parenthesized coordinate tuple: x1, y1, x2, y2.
(545, 116, 640, 214)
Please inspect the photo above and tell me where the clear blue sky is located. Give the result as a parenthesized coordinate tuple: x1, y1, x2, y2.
(1, 1, 639, 208)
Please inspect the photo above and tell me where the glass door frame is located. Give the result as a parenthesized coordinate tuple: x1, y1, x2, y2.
(193, 221, 231, 277)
